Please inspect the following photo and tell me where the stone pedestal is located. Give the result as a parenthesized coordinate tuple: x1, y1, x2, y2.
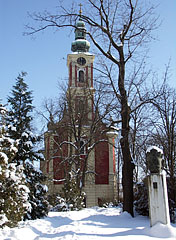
(148, 172, 170, 226)
(146, 146, 170, 227)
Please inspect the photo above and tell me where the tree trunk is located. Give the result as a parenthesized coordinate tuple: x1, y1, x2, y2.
(121, 138, 134, 216)
(118, 51, 134, 216)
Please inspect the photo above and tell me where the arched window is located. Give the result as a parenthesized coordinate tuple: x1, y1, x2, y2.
(79, 70, 84, 83)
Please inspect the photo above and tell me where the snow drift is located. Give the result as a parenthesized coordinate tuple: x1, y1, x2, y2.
(0, 207, 176, 239)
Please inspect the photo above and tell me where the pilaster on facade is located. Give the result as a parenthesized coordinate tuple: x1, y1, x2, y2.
(85, 149, 95, 185)
(106, 129, 119, 201)
(42, 131, 56, 194)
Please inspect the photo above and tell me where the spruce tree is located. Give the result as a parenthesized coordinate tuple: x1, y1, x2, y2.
(0, 106, 30, 228)
(6, 72, 49, 220)
(24, 162, 49, 220)
(7, 72, 37, 164)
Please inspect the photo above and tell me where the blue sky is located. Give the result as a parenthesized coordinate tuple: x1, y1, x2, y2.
(0, 0, 176, 113)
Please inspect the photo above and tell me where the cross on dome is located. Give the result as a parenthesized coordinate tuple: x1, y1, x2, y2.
(79, 3, 83, 16)
(71, 4, 90, 52)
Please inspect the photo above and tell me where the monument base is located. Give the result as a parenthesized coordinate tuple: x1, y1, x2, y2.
(148, 171, 170, 227)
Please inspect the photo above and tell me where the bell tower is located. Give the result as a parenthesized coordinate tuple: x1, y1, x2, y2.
(67, 14, 95, 122)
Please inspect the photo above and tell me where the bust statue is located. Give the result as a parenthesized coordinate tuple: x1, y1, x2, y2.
(146, 147, 164, 174)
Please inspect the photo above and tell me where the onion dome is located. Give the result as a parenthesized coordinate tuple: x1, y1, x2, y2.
(71, 17, 90, 52)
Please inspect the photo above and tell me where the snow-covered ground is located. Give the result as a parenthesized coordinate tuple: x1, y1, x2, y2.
(0, 207, 176, 240)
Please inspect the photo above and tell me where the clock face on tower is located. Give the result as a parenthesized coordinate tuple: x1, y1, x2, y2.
(77, 57, 86, 66)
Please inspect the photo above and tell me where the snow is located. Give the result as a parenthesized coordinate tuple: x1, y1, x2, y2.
(41, 184, 48, 192)
(0, 152, 8, 164)
(0, 207, 175, 239)
(0, 214, 8, 226)
(0, 106, 7, 114)
(22, 132, 29, 138)
(21, 90, 26, 95)
(18, 184, 30, 194)
(25, 141, 33, 147)
(106, 131, 118, 136)
(10, 145, 18, 153)
(8, 125, 17, 131)
(10, 170, 19, 182)
(70, 51, 93, 56)
(146, 146, 163, 154)
(110, 126, 120, 131)
(147, 222, 176, 238)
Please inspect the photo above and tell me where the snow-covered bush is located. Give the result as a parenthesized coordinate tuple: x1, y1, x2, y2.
(48, 173, 86, 212)
(61, 174, 86, 211)
(49, 194, 68, 212)
(98, 198, 117, 208)
(0, 126, 30, 228)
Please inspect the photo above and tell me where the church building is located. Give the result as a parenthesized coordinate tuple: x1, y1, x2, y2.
(41, 13, 118, 207)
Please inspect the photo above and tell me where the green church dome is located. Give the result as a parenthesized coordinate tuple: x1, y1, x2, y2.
(71, 17, 90, 52)
(71, 39, 90, 52)
(76, 19, 85, 29)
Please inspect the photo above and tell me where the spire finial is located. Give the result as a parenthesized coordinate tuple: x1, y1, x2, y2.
(79, 3, 83, 16)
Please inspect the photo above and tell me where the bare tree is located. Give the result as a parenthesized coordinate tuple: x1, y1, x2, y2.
(131, 68, 176, 221)
(39, 82, 117, 209)
(149, 82, 176, 203)
(26, 0, 159, 216)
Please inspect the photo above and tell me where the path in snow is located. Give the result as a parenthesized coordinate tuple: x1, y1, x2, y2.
(1, 207, 176, 240)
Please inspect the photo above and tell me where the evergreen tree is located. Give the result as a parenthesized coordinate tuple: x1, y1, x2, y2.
(24, 162, 49, 220)
(6, 72, 49, 220)
(7, 72, 39, 164)
(0, 107, 30, 228)
(61, 172, 86, 211)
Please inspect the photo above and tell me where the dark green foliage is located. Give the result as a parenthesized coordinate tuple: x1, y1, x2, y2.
(6, 72, 49, 220)
(61, 174, 86, 211)
(48, 194, 68, 212)
(7, 72, 33, 130)
(134, 181, 149, 216)
(0, 163, 30, 228)
(24, 162, 49, 220)
(0, 118, 30, 228)
(167, 177, 176, 223)
(6, 72, 42, 164)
